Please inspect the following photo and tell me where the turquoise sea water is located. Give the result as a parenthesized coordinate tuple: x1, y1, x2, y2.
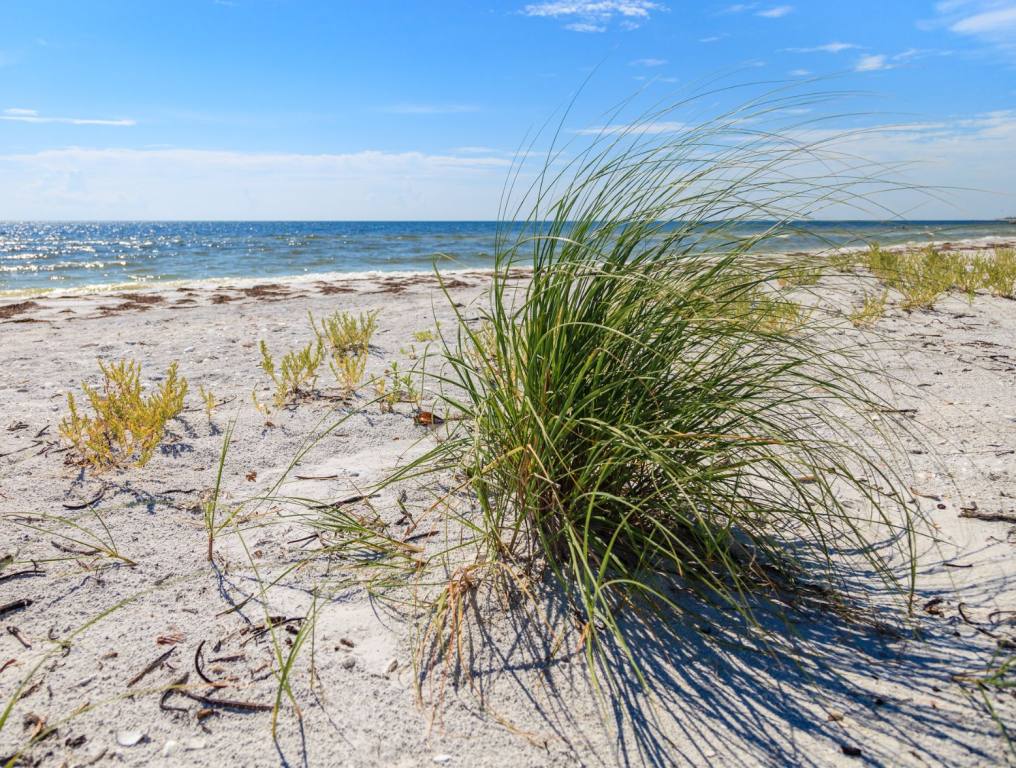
(2, 220, 1015, 294)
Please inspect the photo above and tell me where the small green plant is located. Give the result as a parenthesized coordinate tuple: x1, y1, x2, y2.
(828, 250, 860, 272)
(372, 362, 419, 412)
(949, 254, 987, 301)
(864, 245, 992, 310)
(983, 247, 1016, 298)
(777, 262, 822, 288)
(312, 309, 378, 396)
(413, 328, 438, 343)
(724, 286, 810, 334)
(259, 338, 324, 407)
(849, 289, 888, 328)
(60, 359, 188, 469)
(313, 309, 378, 355)
(203, 418, 237, 561)
(330, 348, 368, 396)
(199, 385, 218, 421)
(862, 243, 900, 284)
(894, 248, 954, 311)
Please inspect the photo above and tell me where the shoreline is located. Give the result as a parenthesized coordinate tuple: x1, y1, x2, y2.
(3, 233, 1015, 300)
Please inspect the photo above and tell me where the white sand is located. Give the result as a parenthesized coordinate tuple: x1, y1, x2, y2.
(1, 261, 1015, 767)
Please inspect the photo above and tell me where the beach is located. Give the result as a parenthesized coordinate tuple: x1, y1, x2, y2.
(1, 248, 1015, 767)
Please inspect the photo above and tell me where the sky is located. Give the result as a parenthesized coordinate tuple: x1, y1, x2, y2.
(0, 0, 1014, 220)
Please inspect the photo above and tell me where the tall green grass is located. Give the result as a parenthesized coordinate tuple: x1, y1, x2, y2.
(326, 99, 925, 700)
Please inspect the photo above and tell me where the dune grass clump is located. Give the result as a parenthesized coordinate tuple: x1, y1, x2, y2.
(60, 359, 187, 469)
(355, 104, 925, 697)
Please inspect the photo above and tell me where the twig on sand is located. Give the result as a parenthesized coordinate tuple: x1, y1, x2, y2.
(61, 486, 107, 510)
(0, 599, 32, 619)
(909, 486, 942, 502)
(160, 674, 191, 715)
(50, 540, 100, 557)
(194, 640, 226, 687)
(162, 671, 272, 713)
(0, 568, 45, 584)
(6, 626, 31, 649)
(959, 508, 1016, 524)
(311, 493, 379, 509)
(127, 648, 175, 688)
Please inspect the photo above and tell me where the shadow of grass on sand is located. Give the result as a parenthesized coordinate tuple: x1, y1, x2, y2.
(421, 572, 1005, 768)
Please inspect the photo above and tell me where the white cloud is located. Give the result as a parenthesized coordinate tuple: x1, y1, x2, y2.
(574, 120, 687, 135)
(451, 146, 500, 154)
(855, 54, 891, 72)
(381, 104, 480, 115)
(1, 108, 136, 126)
(757, 5, 792, 18)
(0, 147, 512, 220)
(521, 1, 665, 32)
(786, 42, 860, 53)
(4, 113, 1015, 220)
(784, 111, 1016, 217)
(699, 35, 724, 43)
(723, 3, 792, 17)
(630, 57, 667, 66)
(930, 1, 1016, 56)
(951, 3, 1016, 32)
(789, 68, 811, 76)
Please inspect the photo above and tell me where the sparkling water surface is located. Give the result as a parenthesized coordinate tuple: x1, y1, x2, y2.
(2, 220, 1014, 294)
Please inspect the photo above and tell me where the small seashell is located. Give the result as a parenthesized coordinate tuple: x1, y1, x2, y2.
(161, 740, 179, 757)
(116, 730, 145, 747)
(433, 756, 452, 764)
(385, 658, 398, 674)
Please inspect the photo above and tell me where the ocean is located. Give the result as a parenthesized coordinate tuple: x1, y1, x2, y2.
(2, 220, 1015, 295)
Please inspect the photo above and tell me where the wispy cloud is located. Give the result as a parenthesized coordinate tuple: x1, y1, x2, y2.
(951, 3, 1016, 32)
(757, 5, 793, 17)
(723, 3, 792, 17)
(0, 108, 135, 126)
(851, 48, 948, 73)
(854, 54, 890, 72)
(630, 57, 667, 66)
(785, 42, 860, 53)
(0, 147, 511, 219)
(380, 104, 480, 115)
(699, 34, 725, 43)
(451, 146, 501, 154)
(923, 2, 1016, 58)
(521, 1, 666, 32)
(574, 120, 686, 135)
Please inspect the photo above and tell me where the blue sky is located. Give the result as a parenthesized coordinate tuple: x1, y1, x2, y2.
(1, 1, 1014, 219)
